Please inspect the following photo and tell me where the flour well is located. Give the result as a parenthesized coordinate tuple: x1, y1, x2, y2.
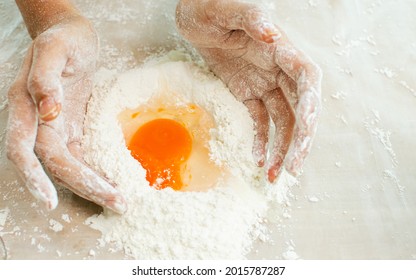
(82, 57, 295, 259)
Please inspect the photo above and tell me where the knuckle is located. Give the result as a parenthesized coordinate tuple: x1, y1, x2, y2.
(28, 73, 59, 98)
(6, 141, 23, 164)
(244, 6, 266, 23)
(27, 74, 46, 95)
(33, 34, 57, 50)
(308, 62, 323, 79)
(5, 145, 15, 162)
(34, 139, 49, 160)
(5, 133, 16, 162)
(34, 28, 64, 45)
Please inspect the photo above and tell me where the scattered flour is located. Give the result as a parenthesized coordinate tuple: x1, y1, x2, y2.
(330, 90, 348, 100)
(82, 57, 296, 259)
(88, 249, 96, 257)
(399, 80, 416, 97)
(61, 214, 72, 223)
(282, 247, 300, 260)
(48, 219, 63, 233)
(0, 207, 9, 230)
(364, 110, 398, 167)
(0, 97, 7, 112)
(307, 195, 320, 203)
(374, 67, 397, 79)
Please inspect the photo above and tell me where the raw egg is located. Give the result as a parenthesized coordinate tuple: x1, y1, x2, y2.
(118, 91, 222, 191)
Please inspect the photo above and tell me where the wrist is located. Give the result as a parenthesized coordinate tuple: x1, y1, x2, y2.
(16, 0, 82, 39)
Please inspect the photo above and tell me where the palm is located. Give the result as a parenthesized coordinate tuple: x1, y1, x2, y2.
(201, 46, 296, 178)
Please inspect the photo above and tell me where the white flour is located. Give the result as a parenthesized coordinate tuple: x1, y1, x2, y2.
(82, 56, 296, 259)
(0, 207, 9, 231)
(48, 219, 64, 233)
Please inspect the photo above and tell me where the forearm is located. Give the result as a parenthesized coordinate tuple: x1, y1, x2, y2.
(16, 0, 80, 39)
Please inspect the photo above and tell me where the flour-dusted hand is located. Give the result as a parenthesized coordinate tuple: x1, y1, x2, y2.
(176, 0, 322, 182)
(6, 1, 126, 213)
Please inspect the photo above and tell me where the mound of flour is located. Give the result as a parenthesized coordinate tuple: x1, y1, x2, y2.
(82, 58, 295, 259)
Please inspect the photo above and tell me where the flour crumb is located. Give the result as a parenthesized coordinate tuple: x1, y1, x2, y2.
(37, 243, 46, 253)
(307, 196, 320, 203)
(383, 170, 406, 193)
(282, 245, 300, 260)
(0, 98, 7, 112)
(331, 34, 343, 46)
(399, 80, 416, 96)
(331, 90, 348, 100)
(282, 211, 291, 219)
(61, 214, 72, 223)
(374, 67, 397, 79)
(364, 110, 398, 166)
(88, 249, 96, 257)
(0, 207, 9, 230)
(308, 0, 318, 7)
(362, 184, 373, 192)
(49, 219, 63, 232)
(336, 114, 348, 125)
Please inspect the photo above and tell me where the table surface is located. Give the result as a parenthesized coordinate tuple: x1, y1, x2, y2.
(0, 0, 415, 260)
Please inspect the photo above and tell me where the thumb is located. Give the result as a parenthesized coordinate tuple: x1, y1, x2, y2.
(28, 39, 67, 121)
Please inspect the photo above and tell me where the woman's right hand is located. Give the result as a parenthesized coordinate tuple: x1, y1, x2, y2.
(6, 13, 127, 213)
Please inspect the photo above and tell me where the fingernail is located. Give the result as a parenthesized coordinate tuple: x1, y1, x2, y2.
(268, 168, 278, 183)
(46, 195, 59, 211)
(26, 180, 58, 210)
(38, 97, 61, 121)
(267, 159, 283, 183)
(261, 23, 281, 43)
(253, 149, 266, 167)
(108, 196, 127, 214)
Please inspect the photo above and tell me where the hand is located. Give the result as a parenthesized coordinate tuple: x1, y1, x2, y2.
(176, 0, 322, 182)
(5, 15, 127, 213)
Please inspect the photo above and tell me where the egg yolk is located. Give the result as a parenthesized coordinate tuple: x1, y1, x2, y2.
(128, 118, 192, 190)
(119, 90, 224, 192)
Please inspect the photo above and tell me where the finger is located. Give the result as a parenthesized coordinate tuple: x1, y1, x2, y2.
(285, 90, 321, 176)
(68, 141, 119, 188)
(243, 99, 269, 167)
(6, 46, 58, 209)
(262, 88, 295, 182)
(28, 36, 68, 122)
(273, 40, 322, 175)
(276, 70, 298, 109)
(273, 36, 322, 131)
(208, 0, 281, 43)
(285, 79, 321, 176)
(35, 124, 127, 214)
